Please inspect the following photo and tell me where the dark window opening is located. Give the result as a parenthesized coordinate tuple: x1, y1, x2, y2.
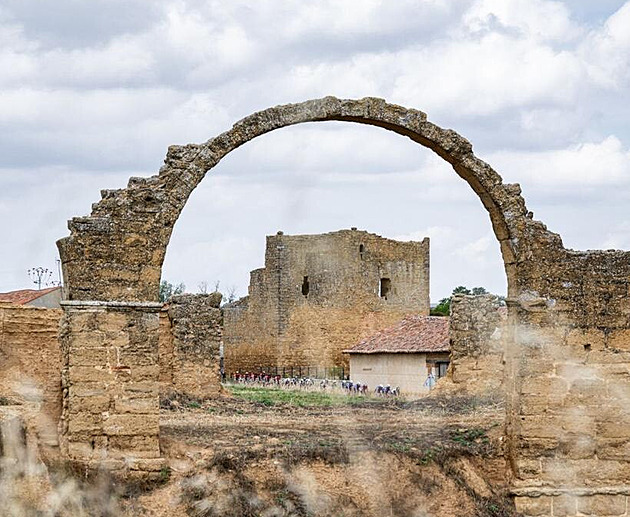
(359, 244, 365, 259)
(302, 276, 309, 296)
(436, 361, 449, 379)
(379, 278, 391, 299)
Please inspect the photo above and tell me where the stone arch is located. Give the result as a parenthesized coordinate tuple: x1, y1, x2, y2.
(57, 96, 562, 303)
(62, 98, 624, 510)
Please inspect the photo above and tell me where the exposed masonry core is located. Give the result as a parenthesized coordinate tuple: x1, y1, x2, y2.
(57, 97, 630, 513)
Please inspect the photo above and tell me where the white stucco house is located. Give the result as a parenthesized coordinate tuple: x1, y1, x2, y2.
(344, 315, 450, 397)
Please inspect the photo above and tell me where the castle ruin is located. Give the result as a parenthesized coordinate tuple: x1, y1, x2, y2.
(223, 229, 430, 373)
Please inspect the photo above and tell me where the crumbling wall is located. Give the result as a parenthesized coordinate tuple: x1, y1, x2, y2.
(164, 293, 223, 398)
(158, 307, 174, 391)
(446, 294, 505, 395)
(58, 302, 163, 474)
(0, 303, 62, 423)
(509, 248, 630, 515)
(223, 229, 430, 373)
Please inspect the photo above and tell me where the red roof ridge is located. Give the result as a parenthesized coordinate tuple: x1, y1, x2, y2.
(0, 286, 61, 305)
(345, 314, 450, 354)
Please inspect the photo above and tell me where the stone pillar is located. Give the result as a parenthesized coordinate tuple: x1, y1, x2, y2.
(58, 301, 164, 476)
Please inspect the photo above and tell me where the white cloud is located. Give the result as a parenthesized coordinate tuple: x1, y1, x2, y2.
(463, 0, 580, 42)
(580, 1, 630, 88)
(454, 234, 492, 263)
(488, 135, 630, 188)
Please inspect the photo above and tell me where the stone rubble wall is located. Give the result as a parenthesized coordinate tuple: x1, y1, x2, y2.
(163, 293, 223, 398)
(446, 294, 505, 395)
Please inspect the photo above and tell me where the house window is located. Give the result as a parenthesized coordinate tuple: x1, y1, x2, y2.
(379, 278, 391, 300)
(436, 361, 449, 379)
(301, 276, 309, 296)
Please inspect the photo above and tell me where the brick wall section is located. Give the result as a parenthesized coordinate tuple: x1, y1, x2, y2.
(165, 293, 223, 398)
(0, 303, 62, 423)
(446, 294, 505, 395)
(224, 229, 430, 373)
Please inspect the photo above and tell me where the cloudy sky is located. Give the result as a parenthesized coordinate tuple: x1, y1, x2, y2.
(1, 0, 629, 301)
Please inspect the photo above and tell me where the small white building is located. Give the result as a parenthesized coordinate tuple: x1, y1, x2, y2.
(344, 315, 450, 397)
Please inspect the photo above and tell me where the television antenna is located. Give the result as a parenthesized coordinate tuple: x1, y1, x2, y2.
(27, 267, 53, 290)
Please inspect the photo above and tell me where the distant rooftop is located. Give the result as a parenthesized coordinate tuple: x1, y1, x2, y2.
(345, 315, 450, 354)
(0, 286, 61, 305)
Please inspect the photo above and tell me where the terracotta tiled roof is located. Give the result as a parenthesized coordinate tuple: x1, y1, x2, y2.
(345, 315, 450, 354)
(0, 286, 60, 305)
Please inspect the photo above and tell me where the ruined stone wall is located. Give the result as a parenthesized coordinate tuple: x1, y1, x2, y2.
(0, 303, 62, 423)
(164, 293, 223, 398)
(158, 308, 174, 391)
(56, 97, 630, 509)
(58, 302, 163, 474)
(446, 294, 505, 395)
(510, 248, 630, 515)
(224, 229, 429, 373)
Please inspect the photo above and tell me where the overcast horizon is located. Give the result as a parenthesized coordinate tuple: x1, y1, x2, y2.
(1, 0, 630, 302)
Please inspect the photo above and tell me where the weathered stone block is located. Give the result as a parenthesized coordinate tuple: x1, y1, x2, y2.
(130, 365, 160, 382)
(68, 366, 112, 383)
(552, 494, 577, 516)
(68, 384, 106, 398)
(67, 413, 102, 435)
(68, 347, 111, 367)
(123, 382, 159, 397)
(577, 495, 626, 516)
(68, 395, 110, 414)
(67, 440, 95, 459)
(514, 495, 552, 516)
(109, 435, 160, 454)
(515, 459, 542, 479)
(103, 414, 159, 436)
(566, 328, 605, 351)
(609, 329, 630, 351)
(113, 396, 158, 414)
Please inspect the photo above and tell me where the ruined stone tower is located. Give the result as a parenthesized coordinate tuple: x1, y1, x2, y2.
(223, 228, 430, 373)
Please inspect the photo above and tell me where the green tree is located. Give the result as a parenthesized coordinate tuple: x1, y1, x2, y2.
(159, 280, 185, 303)
(430, 285, 494, 316)
(430, 297, 451, 316)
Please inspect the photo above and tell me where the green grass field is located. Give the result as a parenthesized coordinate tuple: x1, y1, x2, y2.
(226, 384, 378, 407)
